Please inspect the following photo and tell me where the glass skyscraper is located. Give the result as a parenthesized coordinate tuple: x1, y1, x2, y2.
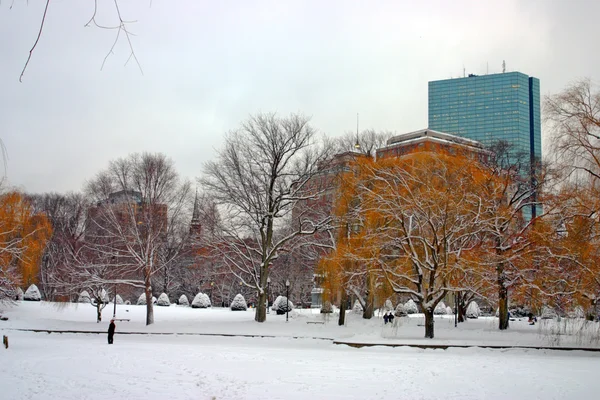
(428, 71, 541, 163)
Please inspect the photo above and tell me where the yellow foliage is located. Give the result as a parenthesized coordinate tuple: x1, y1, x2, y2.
(0, 191, 52, 286)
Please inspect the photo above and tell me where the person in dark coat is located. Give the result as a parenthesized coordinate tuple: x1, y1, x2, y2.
(388, 312, 395, 324)
(108, 319, 116, 344)
(383, 312, 389, 324)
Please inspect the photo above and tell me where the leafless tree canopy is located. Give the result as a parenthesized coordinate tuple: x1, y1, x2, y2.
(200, 113, 333, 322)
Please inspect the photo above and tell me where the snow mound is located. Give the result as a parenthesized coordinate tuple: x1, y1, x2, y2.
(541, 306, 558, 320)
(78, 291, 91, 303)
(178, 294, 189, 306)
(24, 284, 41, 301)
(394, 303, 407, 317)
(434, 301, 448, 315)
(230, 294, 247, 311)
(568, 306, 585, 319)
(156, 293, 171, 307)
(272, 296, 293, 314)
(404, 299, 418, 314)
(16, 287, 24, 301)
(125, 300, 131, 305)
(137, 294, 157, 305)
(320, 301, 333, 313)
(383, 299, 394, 312)
(192, 293, 211, 308)
(352, 300, 363, 313)
(466, 301, 480, 319)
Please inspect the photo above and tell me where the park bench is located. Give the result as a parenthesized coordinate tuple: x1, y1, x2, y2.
(306, 321, 325, 324)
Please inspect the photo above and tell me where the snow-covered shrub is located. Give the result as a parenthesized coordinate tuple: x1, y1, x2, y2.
(568, 306, 585, 319)
(230, 294, 247, 311)
(114, 295, 123, 305)
(156, 293, 171, 307)
(320, 301, 333, 313)
(16, 287, 24, 301)
(137, 293, 157, 305)
(394, 303, 407, 317)
(78, 290, 91, 303)
(434, 301, 447, 315)
(383, 299, 394, 312)
(466, 301, 480, 319)
(191, 293, 211, 308)
(446, 306, 453, 315)
(541, 306, 558, 320)
(404, 299, 418, 314)
(178, 294, 189, 306)
(352, 300, 363, 313)
(125, 300, 131, 305)
(23, 284, 41, 301)
(272, 295, 293, 314)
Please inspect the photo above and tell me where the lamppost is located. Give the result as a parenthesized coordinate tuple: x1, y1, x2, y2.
(267, 277, 271, 314)
(285, 279, 290, 322)
(210, 282, 214, 307)
(454, 292, 458, 328)
(113, 283, 117, 318)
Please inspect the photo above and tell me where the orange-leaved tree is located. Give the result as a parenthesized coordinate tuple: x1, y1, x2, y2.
(0, 190, 52, 300)
(329, 151, 495, 338)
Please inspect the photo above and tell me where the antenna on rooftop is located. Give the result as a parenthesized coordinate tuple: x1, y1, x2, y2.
(354, 113, 360, 150)
(463, 66, 465, 78)
(502, 60, 506, 73)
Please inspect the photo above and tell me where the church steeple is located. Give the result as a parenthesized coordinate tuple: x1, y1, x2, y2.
(190, 190, 202, 237)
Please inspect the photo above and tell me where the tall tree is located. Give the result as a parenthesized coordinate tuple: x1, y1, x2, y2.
(0, 190, 52, 301)
(200, 113, 332, 322)
(84, 153, 191, 325)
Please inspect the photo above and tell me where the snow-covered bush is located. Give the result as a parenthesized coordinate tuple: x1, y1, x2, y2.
(446, 306, 453, 315)
(191, 293, 211, 308)
(568, 306, 585, 319)
(137, 293, 157, 305)
(352, 300, 363, 313)
(383, 299, 394, 312)
(320, 301, 333, 313)
(178, 294, 189, 306)
(230, 294, 247, 311)
(394, 303, 407, 317)
(114, 295, 123, 305)
(16, 287, 24, 301)
(466, 301, 480, 319)
(434, 301, 447, 315)
(125, 300, 131, 305)
(23, 284, 41, 301)
(272, 295, 293, 314)
(156, 293, 171, 307)
(78, 290, 91, 303)
(404, 299, 418, 314)
(541, 306, 558, 320)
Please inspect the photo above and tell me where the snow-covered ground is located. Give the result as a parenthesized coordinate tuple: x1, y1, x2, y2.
(1, 301, 599, 399)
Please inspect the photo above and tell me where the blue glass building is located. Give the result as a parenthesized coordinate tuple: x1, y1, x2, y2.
(428, 72, 541, 164)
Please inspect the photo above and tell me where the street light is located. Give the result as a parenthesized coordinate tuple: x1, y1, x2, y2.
(454, 292, 458, 328)
(210, 282, 214, 307)
(285, 279, 290, 322)
(267, 277, 271, 314)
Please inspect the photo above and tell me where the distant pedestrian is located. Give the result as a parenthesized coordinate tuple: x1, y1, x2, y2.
(388, 313, 395, 324)
(383, 312, 389, 324)
(108, 319, 116, 344)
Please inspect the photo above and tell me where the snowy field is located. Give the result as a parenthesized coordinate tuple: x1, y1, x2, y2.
(1, 302, 599, 399)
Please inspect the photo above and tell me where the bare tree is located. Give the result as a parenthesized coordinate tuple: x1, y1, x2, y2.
(84, 152, 191, 325)
(200, 113, 332, 322)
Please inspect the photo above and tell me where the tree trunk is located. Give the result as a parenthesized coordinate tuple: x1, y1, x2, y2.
(255, 291, 267, 322)
(458, 293, 467, 323)
(338, 289, 347, 326)
(362, 274, 374, 319)
(498, 264, 509, 330)
(424, 308, 435, 339)
(96, 302, 102, 323)
(144, 269, 154, 326)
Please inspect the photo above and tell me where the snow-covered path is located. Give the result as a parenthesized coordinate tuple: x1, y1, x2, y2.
(2, 330, 598, 400)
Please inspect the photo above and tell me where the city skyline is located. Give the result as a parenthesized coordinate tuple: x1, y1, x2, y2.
(2, 0, 600, 193)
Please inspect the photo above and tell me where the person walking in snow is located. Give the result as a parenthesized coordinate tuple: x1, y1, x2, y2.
(388, 312, 395, 324)
(108, 319, 116, 344)
(383, 312, 389, 324)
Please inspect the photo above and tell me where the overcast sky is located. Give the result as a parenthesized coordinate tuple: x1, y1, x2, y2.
(1, 0, 599, 193)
